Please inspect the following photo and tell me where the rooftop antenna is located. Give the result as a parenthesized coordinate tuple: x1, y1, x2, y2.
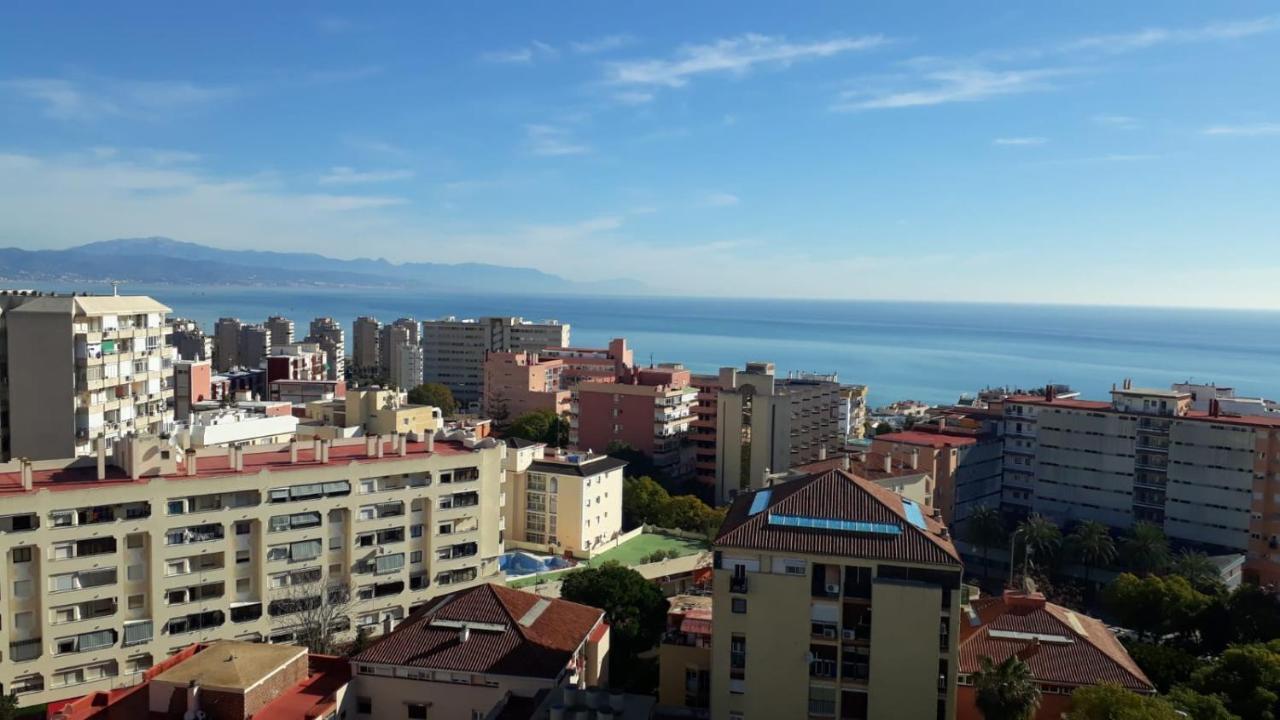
(110, 280, 123, 296)
(649, 352, 654, 368)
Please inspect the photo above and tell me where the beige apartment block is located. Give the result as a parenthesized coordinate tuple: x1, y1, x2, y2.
(0, 434, 506, 709)
(502, 440, 626, 557)
(421, 316, 570, 408)
(352, 316, 381, 374)
(303, 388, 443, 440)
(712, 468, 963, 720)
(6, 294, 175, 461)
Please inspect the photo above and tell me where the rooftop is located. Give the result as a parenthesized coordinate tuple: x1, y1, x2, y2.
(874, 430, 978, 449)
(715, 469, 961, 566)
(354, 583, 605, 679)
(8, 294, 171, 316)
(153, 641, 304, 692)
(1112, 387, 1190, 399)
(960, 591, 1154, 693)
(528, 454, 628, 477)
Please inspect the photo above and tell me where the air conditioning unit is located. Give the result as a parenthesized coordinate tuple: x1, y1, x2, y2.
(822, 627, 837, 639)
(842, 629, 856, 640)
(825, 583, 841, 595)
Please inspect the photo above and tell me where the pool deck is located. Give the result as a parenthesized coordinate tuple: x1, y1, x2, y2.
(508, 532, 708, 589)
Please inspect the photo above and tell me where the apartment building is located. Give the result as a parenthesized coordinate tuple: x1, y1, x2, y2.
(997, 382, 1280, 584)
(658, 594, 712, 712)
(378, 318, 418, 375)
(714, 363, 843, 505)
(1173, 381, 1280, 417)
(237, 324, 270, 372)
(6, 294, 175, 461)
(351, 316, 381, 375)
(483, 352, 569, 419)
(690, 374, 724, 488)
(0, 290, 41, 460)
(264, 343, 329, 385)
(174, 360, 212, 421)
(421, 316, 570, 409)
(502, 441, 626, 557)
(540, 337, 634, 386)
(870, 431, 983, 527)
(352, 583, 609, 719)
(839, 385, 870, 441)
(302, 388, 443, 440)
(571, 365, 698, 481)
(213, 318, 242, 372)
(264, 315, 295, 348)
(712, 467, 963, 720)
(0, 433, 506, 708)
(168, 318, 210, 362)
(388, 342, 424, 392)
(305, 318, 345, 382)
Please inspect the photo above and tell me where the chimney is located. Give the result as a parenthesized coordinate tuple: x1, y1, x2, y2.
(426, 433, 435, 454)
(366, 435, 377, 458)
(20, 458, 33, 491)
(376, 435, 385, 459)
(185, 679, 201, 718)
(910, 448, 919, 470)
(227, 443, 237, 469)
(458, 626, 470, 643)
(383, 615, 393, 636)
(96, 436, 107, 481)
(938, 417, 947, 430)
(319, 439, 330, 464)
(1044, 383, 1053, 402)
(841, 454, 851, 472)
(313, 437, 322, 463)
(398, 433, 407, 457)
(289, 441, 299, 464)
(883, 454, 892, 474)
(818, 445, 827, 461)
(186, 449, 198, 477)
(236, 445, 246, 471)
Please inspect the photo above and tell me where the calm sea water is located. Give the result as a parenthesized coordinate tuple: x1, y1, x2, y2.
(27, 283, 1280, 406)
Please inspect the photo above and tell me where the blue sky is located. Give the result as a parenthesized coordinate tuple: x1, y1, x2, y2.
(1, 2, 1278, 307)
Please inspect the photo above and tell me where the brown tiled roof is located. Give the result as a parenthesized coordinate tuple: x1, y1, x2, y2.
(353, 583, 605, 679)
(959, 593, 1154, 692)
(875, 430, 977, 448)
(714, 469, 961, 566)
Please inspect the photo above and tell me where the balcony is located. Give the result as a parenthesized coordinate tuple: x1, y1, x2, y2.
(230, 603, 263, 624)
(730, 575, 749, 594)
(9, 638, 42, 662)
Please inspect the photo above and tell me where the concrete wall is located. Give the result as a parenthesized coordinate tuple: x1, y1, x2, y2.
(8, 310, 74, 460)
(868, 579, 945, 720)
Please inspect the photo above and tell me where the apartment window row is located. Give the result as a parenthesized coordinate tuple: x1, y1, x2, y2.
(267, 481, 351, 504)
(270, 566, 322, 588)
(268, 539, 323, 563)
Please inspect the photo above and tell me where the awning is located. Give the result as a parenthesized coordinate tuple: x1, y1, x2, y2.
(680, 617, 713, 636)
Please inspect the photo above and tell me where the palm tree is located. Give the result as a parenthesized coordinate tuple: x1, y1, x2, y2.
(964, 506, 1006, 585)
(1121, 521, 1171, 575)
(1016, 514, 1062, 580)
(1170, 549, 1220, 592)
(1069, 521, 1116, 590)
(973, 655, 1042, 720)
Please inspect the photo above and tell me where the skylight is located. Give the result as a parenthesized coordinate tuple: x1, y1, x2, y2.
(748, 489, 772, 516)
(767, 513, 901, 536)
(901, 499, 927, 529)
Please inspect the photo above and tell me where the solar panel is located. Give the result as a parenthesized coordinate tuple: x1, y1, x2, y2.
(901, 499, 927, 529)
(748, 489, 772, 516)
(767, 513, 901, 536)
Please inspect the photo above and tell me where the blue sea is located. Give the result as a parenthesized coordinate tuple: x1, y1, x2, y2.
(25, 283, 1280, 406)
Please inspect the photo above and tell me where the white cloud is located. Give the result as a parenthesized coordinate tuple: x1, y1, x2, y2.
(836, 66, 1067, 111)
(993, 137, 1047, 146)
(525, 125, 591, 156)
(1203, 123, 1280, 137)
(571, 35, 636, 54)
(482, 41, 559, 64)
(2, 76, 237, 121)
(319, 166, 416, 184)
(605, 33, 889, 88)
(1064, 15, 1279, 53)
(1092, 114, 1140, 129)
(701, 192, 741, 207)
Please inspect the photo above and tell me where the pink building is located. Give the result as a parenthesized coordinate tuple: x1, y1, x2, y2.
(542, 337, 634, 386)
(570, 364, 698, 480)
(482, 351, 570, 419)
(265, 342, 328, 384)
(174, 359, 213, 421)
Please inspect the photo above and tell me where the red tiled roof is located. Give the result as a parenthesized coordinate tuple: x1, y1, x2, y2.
(353, 583, 605, 679)
(256, 655, 352, 720)
(875, 431, 977, 448)
(959, 593, 1153, 693)
(714, 469, 961, 566)
(1005, 396, 1115, 411)
(0, 438, 474, 496)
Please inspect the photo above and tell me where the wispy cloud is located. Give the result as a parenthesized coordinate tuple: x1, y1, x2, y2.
(1203, 123, 1280, 137)
(3, 76, 237, 121)
(1063, 15, 1279, 53)
(701, 192, 741, 207)
(1093, 114, 1140, 129)
(571, 34, 636, 54)
(525, 125, 591, 156)
(482, 41, 558, 65)
(993, 136, 1047, 146)
(835, 66, 1067, 111)
(318, 166, 415, 185)
(605, 33, 889, 89)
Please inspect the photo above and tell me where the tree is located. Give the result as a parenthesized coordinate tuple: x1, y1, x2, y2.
(1103, 573, 1209, 642)
(1126, 642, 1200, 693)
(1170, 550, 1225, 595)
(0, 692, 17, 720)
(1017, 514, 1062, 579)
(1221, 585, 1280, 647)
(560, 561, 670, 692)
(623, 475, 671, 529)
(606, 441, 661, 483)
(1121, 522, 1171, 576)
(485, 388, 511, 427)
(506, 409, 567, 446)
(973, 655, 1042, 720)
(1165, 687, 1238, 720)
(1067, 683, 1183, 719)
(964, 506, 1006, 585)
(1189, 644, 1280, 720)
(271, 579, 362, 656)
(1069, 521, 1116, 591)
(346, 625, 373, 656)
(407, 382, 458, 416)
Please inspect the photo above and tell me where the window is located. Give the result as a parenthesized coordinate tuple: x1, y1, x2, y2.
(236, 550, 250, 564)
(236, 578, 250, 592)
(357, 697, 373, 715)
(411, 551, 423, 563)
(127, 565, 144, 581)
(407, 704, 427, 720)
(166, 560, 188, 576)
(411, 524, 424, 538)
(127, 534, 144, 549)
(15, 611, 33, 629)
(167, 500, 186, 515)
(236, 521, 252, 535)
(732, 598, 747, 614)
(128, 595, 144, 609)
(13, 546, 32, 563)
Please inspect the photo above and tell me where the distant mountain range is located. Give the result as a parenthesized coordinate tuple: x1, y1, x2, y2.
(0, 237, 648, 295)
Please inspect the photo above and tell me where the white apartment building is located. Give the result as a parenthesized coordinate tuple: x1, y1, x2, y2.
(5, 294, 175, 461)
(502, 441, 626, 557)
(998, 382, 1280, 584)
(388, 342, 424, 392)
(421, 316, 570, 409)
(0, 433, 507, 708)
